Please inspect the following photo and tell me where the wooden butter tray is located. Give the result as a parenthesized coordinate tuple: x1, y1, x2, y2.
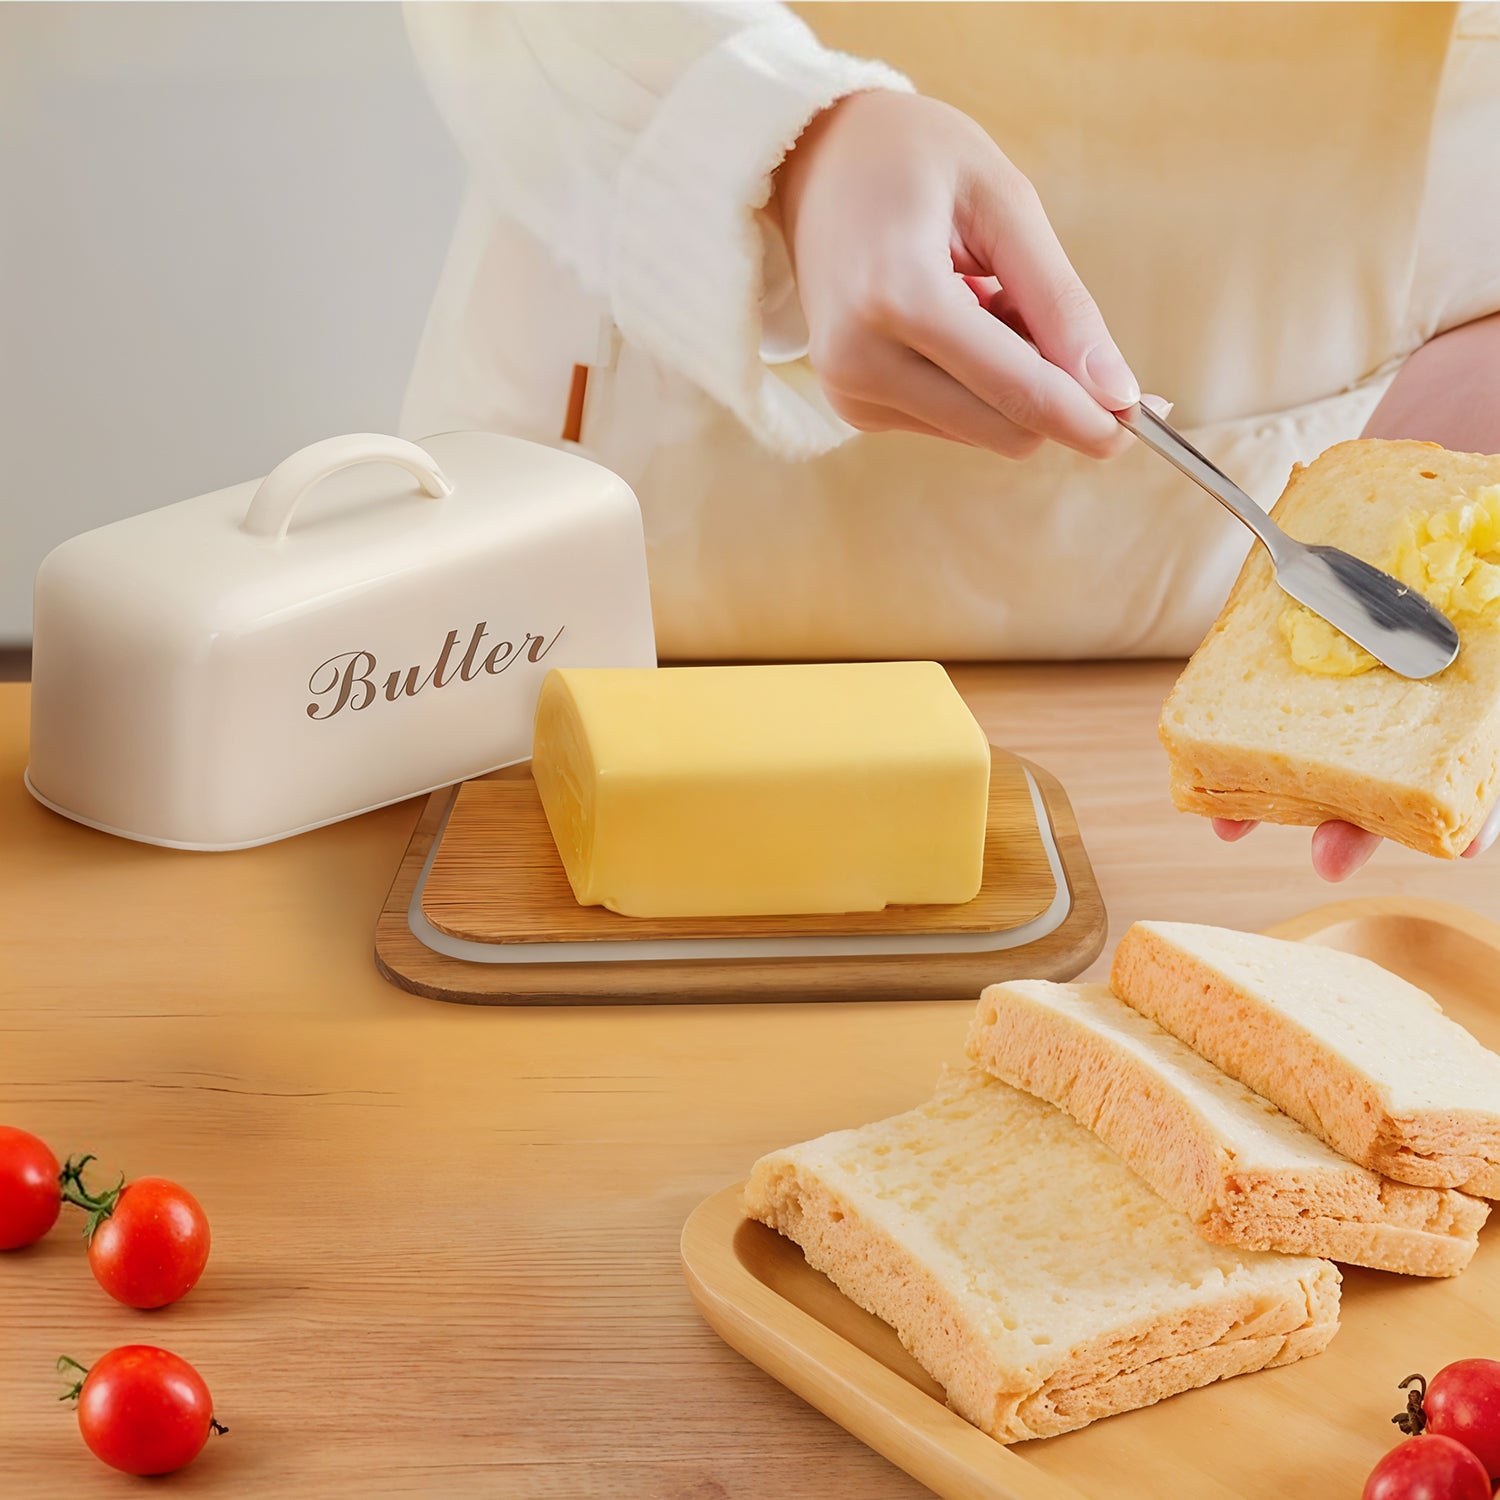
(374, 747, 1105, 1004)
(680, 898, 1500, 1500)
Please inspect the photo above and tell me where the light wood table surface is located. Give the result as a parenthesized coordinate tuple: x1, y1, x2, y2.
(5, 666, 1500, 1499)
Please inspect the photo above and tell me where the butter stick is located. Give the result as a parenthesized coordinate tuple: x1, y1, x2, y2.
(531, 662, 990, 918)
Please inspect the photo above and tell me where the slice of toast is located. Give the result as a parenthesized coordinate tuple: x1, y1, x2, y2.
(967, 980, 1488, 1275)
(1160, 439, 1500, 857)
(1111, 920, 1500, 1198)
(744, 1067, 1340, 1444)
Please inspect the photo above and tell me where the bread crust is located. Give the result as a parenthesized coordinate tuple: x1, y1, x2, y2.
(1111, 922, 1500, 1197)
(1163, 763, 1462, 855)
(966, 981, 1487, 1276)
(1160, 439, 1500, 858)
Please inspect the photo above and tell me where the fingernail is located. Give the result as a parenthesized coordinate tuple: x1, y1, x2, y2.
(1084, 342, 1140, 410)
(1466, 803, 1500, 857)
(1141, 393, 1174, 419)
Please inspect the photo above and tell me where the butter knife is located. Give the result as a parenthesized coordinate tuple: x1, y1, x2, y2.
(1117, 403, 1459, 680)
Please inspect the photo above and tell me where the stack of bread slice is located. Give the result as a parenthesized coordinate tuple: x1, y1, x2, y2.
(1110, 921, 1500, 1199)
(744, 920, 1500, 1445)
(969, 979, 1487, 1276)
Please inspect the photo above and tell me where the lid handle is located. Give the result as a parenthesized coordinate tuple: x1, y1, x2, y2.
(240, 433, 453, 541)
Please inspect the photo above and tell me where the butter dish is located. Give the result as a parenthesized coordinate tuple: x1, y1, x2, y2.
(27, 431, 656, 849)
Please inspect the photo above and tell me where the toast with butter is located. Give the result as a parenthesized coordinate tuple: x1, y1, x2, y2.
(744, 1067, 1340, 1444)
(967, 979, 1489, 1275)
(1111, 921, 1500, 1198)
(1161, 439, 1500, 856)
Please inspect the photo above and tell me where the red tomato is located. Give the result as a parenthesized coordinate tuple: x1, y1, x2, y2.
(1424, 1361, 1500, 1479)
(1362, 1435, 1491, 1500)
(88, 1177, 211, 1309)
(0, 1126, 61, 1250)
(66, 1346, 225, 1475)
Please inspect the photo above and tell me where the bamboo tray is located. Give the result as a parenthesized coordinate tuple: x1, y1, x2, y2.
(374, 747, 1105, 1004)
(680, 898, 1500, 1499)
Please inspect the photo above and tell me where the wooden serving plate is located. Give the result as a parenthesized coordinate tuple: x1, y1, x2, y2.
(374, 748, 1105, 1004)
(680, 898, 1500, 1500)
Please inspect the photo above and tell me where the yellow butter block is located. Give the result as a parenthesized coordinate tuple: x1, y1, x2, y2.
(531, 662, 991, 918)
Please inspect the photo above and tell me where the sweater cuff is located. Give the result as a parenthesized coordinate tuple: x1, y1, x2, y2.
(610, 17, 912, 460)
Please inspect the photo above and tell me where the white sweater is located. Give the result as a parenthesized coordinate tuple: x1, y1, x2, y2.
(402, 2, 1500, 660)
(405, 2, 907, 459)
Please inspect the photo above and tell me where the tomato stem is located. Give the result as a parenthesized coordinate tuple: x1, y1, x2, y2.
(56, 1355, 90, 1405)
(56, 1155, 124, 1243)
(1392, 1371, 1429, 1436)
(210, 1417, 229, 1437)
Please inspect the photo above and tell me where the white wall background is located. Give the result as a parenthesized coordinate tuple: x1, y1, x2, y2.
(0, 2, 465, 641)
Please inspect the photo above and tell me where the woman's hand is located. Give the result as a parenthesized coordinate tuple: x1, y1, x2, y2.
(773, 91, 1138, 459)
(1213, 809, 1500, 882)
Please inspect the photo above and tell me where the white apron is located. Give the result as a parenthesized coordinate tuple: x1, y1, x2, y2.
(404, 2, 1500, 660)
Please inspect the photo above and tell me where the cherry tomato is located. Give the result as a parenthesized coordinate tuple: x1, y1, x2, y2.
(0, 1126, 61, 1250)
(64, 1346, 226, 1475)
(59, 1157, 211, 1308)
(1423, 1361, 1500, 1479)
(1362, 1435, 1491, 1500)
(88, 1177, 211, 1309)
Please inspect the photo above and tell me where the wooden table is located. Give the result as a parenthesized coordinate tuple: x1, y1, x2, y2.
(4, 665, 1499, 1499)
